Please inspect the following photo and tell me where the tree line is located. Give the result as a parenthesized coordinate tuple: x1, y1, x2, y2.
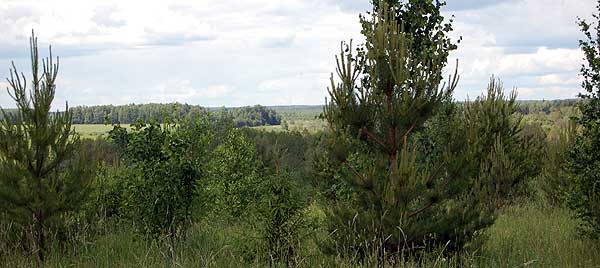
(516, 99, 579, 115)
(67, 103, 281, 127)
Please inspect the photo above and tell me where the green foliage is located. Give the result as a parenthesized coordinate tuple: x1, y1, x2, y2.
(464, 78, 544, 208)
(568, 1, 600, 242)
(243, 129, 316, 175)
(319, 0, 498, 256)
(537, 120, 576, 206)
(86, 166, 126, 221)
(205, 128, 262, 218)
(259, 165, 308, 266)
(229, 105, 281, 127)
(1, 2, 595, 268)
(78, 138, 121, 166)
(241, 130, 317, 266)
(271, 105, 322, 121)
(370, 0, 458, 73)
(70, 103, 208, 124)
(68, 103, 282, 127)
(518, 99, 579, 115)
(480, 203, 600, 268)
(107, 121, 205, 240)
(4, 200, 600, 267)
(0, 32, 93, 266)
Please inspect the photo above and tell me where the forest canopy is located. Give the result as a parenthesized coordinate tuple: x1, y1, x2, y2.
(64, 103, 281, 126)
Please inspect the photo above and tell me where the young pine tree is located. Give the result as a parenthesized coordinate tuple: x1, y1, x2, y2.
(206, 128, 262, 219)
(539, 120, 576, 206)
(464, 78, 542, 209)
(568, 0, 600, 241)
(0, 32, 91, 267)
(320, 0, 493, 256)
(259, 147, 307, 267)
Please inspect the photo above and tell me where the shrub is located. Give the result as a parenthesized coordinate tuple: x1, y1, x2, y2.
(108, 121, 204, 241)
(260, 167, 307, 266)
(205, 129, 263, 219)
(538, 120, 576, 206)
(567, 2, 600, 242)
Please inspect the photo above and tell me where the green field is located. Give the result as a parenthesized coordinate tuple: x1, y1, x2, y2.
(72, 124, 129, 139)
(73, 119, 325, 139)
(252, 119, 326, 133)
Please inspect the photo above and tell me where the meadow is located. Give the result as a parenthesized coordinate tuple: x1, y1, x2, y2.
(72, 124, 128, 139)
(72, 119, 326, 138)
(2, 201, 599, 267)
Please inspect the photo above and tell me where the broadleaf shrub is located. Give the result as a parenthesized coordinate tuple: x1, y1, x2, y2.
(108, 120, 205, 240)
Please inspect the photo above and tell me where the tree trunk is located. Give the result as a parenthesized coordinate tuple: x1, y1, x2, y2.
(385, 81, 399, 193)
(33, 211, 45, 268)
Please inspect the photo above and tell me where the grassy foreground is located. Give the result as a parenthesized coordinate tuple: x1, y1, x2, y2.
(480, 204, 600, 267)
(1, 202, 598, 268)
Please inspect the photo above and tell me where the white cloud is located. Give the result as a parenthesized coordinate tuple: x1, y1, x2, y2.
(91, 5, 125, 28)
(0, 0, 596, 107)
(146, 79, 233, 103)
(257, 73, 329, 104)
(445, 0, 593, 100)
(495, 47, 582, 76)
(449, 45, 584, 100)
(536, 74, 582, 86)
(517, 86, 584, 100)
(0, 0, 219, 49)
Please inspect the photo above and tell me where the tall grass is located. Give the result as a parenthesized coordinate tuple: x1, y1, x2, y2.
(480, 203, 600, 268)
(1, 202, 599, 267)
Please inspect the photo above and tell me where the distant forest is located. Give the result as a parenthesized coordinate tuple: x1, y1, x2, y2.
(67, 103, 282, 127)
(0, 100, 579, 127)
(515, 99, 578, 114)
(68, 99, 579, 123)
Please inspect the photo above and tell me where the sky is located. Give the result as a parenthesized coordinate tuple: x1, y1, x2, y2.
(0, 0, 595, 108)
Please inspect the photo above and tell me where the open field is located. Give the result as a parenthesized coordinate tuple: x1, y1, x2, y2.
(73, 119, 326, 139)
(253, 119, 326, 133)
(72, 124, 127, 139)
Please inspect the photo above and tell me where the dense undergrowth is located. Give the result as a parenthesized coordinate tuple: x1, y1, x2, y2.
(1, 201, 598, 268)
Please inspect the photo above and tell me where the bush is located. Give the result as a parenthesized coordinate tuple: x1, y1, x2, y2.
(567, 3, 600, 242)
(537, 120, 576, 206)
(205, 128, 262, 218)
(108, 121, 204, 241)
(259, 169, 307, 266)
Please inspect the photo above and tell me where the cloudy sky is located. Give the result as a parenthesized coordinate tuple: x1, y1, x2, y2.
(0, 0, 595, 108)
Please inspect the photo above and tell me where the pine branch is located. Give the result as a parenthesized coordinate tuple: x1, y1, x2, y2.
(407, 201, 434, 218)
(343, 160, 377, 197)
(361, 127, 387, 149)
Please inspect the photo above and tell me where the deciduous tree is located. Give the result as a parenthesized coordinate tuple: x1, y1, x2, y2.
(568, 0, 600, 241)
